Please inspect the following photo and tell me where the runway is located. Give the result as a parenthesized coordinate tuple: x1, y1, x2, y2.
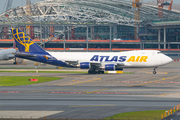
(0, 61, 180, 119)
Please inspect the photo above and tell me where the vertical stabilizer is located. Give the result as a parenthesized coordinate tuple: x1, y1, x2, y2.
(12, 28, 49, 54)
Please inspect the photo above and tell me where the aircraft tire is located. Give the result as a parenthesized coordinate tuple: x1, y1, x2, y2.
(99, 71, 104, 74)
(88, 69, 104, 74)
(93, 71, 98, 74)
(88, 70, 96, 74)
(153, 71, 156, 74)
(88, 70, 92, 74)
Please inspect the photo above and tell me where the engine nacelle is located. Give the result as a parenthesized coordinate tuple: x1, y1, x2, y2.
(105, 64, 123, 71)
(3, 54, 15, 60)
(80, 62, 90, 69)
(116, 67, 123, 71)
(105, 64, 115, 71)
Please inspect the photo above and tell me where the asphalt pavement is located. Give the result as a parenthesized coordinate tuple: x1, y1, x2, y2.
(0, 60, 180, 119)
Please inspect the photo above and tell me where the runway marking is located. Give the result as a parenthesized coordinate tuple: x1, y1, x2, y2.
(139, 71, 168, 74)
(31, 75, 41, 76)
(0, 111, 63, 119)
(50, 91, 130, 95)
(122, 81, 180, 84)
(109, 89, 175, 92)
(23, 89, 67, 93)
(95, 92, 129, 94)
(50, 92, 84, 94)
(129, 93, 162, 95)
(0, 91, 21, 93)
(54, 76, 68, 77)
(59, 77, 101, 86)
(91, 81, 180, 84)
(50, 88, 109, 94)
(22, 88, 175, 96)
(23, 89, 86, 93)
(85, 88, 109, 94)
(128, 75, 180, 87)
(51, 92, 126, 94)
(69, 105, 115, 107)
(159, 93, 180, 96)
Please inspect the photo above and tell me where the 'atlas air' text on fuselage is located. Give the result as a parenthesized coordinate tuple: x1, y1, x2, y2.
(90, 55, 148, 62)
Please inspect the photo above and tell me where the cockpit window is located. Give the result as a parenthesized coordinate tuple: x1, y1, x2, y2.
(157, 52, 162, 54)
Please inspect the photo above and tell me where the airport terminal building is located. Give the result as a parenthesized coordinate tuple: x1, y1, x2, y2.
(0, 0, 180, 52)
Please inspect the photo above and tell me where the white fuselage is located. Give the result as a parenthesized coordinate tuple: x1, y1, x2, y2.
(48, 50, 172, 68)
(0, 48, 16, 60)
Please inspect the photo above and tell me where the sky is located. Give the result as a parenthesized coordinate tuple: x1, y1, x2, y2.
(0, 0, 43, 14)
(0, 0, 179, 14)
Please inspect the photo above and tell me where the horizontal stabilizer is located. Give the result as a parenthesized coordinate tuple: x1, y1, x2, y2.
(13, 52, 37, 57)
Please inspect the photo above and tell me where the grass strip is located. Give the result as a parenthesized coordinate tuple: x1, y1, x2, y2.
(105, 110, 167, 120)
(0, 67, 71, 69)
(0, 76, 61, 86)
(0, 71, 134, 74)
(0, 71, 87, 73)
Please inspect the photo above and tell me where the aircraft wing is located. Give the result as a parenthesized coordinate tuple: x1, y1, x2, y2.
(64, 59, 129, 67)
(64, 60, 79, 66)
(117, 63, 125, 66)
(64, 60, 101, 67)
(117, 62, 132, 67)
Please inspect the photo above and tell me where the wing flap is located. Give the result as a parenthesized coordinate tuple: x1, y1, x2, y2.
(64, 60, 101, 67)
(64, 60, 78, 65)
(117, 63, 125, 66)
(90, 62, 101, 67)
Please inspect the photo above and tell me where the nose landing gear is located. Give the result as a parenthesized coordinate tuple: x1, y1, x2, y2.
(153, 68, 157, 74)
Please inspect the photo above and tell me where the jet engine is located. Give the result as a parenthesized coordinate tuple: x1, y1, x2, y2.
(5, 54, 15, 60)
(80, 62, 90, 69)
(105, 64, 123, 71)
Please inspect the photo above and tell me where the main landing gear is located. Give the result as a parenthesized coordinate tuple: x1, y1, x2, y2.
(153, 68, 157, 74)
(88, 68, 104, 74)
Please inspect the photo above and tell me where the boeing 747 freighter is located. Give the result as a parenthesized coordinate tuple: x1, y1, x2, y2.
(11, 28, 172, 74)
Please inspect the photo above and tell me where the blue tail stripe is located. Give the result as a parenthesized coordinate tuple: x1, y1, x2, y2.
(12, 28, 70, 67)
(12, 28, 49, 55)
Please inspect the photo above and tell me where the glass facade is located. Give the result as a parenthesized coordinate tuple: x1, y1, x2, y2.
(1, 24, 180, 50)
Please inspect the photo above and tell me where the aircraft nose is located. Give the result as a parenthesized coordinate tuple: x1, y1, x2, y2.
(165, 56, 173, 64)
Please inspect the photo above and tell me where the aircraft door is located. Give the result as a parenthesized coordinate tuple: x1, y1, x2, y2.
(152, 52, 155, 56)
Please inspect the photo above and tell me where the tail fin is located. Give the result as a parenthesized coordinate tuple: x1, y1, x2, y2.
(11, 28, 48, 54)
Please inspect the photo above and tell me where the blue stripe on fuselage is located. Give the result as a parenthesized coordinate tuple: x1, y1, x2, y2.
(15, 53, 69, 67)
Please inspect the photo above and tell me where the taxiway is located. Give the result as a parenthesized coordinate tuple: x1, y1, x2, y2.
(0, 61, 180, 119)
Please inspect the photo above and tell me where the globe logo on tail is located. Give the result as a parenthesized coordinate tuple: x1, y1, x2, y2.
(12, 28, 34, 52)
